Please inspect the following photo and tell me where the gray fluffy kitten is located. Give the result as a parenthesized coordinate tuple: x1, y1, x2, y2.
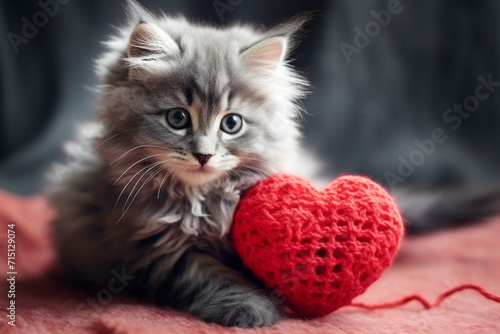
(49, 0, 309, 328)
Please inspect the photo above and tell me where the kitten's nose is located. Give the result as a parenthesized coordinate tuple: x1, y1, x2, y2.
(193, 153, 213, 166)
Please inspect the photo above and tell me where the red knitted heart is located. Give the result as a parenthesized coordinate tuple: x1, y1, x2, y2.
(231, 174, 404, 318)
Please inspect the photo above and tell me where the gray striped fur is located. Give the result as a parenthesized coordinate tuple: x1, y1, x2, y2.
(49, 0, 309, 327)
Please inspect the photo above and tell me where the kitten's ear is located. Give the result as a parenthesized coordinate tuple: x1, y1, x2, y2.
(124, 1, 179, 78)
(127, 23, 180, 59)
(240, 13, 312, 73)
(240, 37, 287, 72)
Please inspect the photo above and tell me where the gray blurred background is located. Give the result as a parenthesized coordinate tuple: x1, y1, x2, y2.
(1, 0, 499, 195)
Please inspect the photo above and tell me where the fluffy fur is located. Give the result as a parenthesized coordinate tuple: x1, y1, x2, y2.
(49, 0, 309, 328)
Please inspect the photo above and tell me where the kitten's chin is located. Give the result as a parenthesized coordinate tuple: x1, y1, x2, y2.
(175, 167, 224, 187)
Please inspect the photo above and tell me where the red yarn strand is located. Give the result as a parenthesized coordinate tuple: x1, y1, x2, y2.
(350, 284, 500, 310)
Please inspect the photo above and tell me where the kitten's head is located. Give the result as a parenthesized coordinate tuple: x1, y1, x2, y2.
(96, 0, 309, 189)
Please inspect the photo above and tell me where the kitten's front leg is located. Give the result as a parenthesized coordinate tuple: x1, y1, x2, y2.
(154, 250, 281, 328)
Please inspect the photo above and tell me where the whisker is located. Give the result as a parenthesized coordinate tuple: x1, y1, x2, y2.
(118, 166, 166, 224)
(93, 133, 121, 150)
(122, 160, 168, 212)
(111, 145, 175, 165)
(240, 164, 291, 191)
(114, 159, 169, 212)
(157, 170, 173, 199)
(242, 164, 273, 177)
(243, 156, 286, 173)
(240, 164, 294, 194)
(239, 165, 269, 181)
(114, 153, 165, 185)
(231, 169, 244, 184)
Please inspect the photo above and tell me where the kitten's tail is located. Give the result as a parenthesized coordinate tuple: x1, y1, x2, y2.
(394, 186, 500, 234)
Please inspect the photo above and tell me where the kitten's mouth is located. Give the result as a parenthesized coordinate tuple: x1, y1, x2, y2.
(176, 164, 221, 186)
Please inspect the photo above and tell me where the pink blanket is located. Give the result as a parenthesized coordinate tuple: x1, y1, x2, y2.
(0, 190, 499, 333)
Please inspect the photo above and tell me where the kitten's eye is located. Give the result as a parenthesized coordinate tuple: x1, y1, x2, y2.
(166, 108, 190, 129)
(220, 114, 243, 134)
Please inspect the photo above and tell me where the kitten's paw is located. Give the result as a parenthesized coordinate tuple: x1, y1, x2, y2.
(197, 292, 281, 328)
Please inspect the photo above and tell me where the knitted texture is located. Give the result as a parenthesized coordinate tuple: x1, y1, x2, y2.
(231, 174, 404, 318)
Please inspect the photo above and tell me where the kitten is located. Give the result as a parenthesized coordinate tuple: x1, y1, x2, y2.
(49, 0, 309, 328)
